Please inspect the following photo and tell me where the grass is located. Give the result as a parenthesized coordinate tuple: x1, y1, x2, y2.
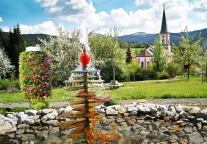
(0, 77, 206, 103)
(0, 88, 72, 103)
(110, 77, 207, 100)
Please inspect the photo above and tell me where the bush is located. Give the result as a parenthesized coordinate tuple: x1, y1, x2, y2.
(0, 79, 10, 90)
(166, 62, 179, 78)
(158, 71, 170, 79)
(19, 51, 51, 100)
(135, 69, 157, 81)
(32, 100, 49, 110)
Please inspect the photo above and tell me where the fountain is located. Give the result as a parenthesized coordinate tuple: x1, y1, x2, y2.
(59, 48, 120, 143)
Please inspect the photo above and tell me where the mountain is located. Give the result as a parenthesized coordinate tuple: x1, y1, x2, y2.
(118, 28, 207, 48)
(22, 34, 51, 46)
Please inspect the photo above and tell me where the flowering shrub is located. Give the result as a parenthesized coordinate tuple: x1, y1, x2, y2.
(19, 51, 51, 100)
(0, 47, 14, 79)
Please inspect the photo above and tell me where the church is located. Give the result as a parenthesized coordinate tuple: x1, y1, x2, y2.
(136, 5, 174, 69)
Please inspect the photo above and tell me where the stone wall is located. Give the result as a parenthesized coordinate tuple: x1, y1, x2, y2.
(0, 102, 207, 144)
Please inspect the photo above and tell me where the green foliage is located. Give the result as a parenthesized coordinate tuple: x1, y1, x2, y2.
(5, 25, 26, 77)
(157, 71, 170, 79)
(152, 36, 166, 72)
(0, 79, 10, 90)
(0, 79, 20, 90)
(126, 47, 132, 64)
(32, 100, 49, 110)
(126, 60, 139, 81)
(135, 68, 157, 81)
(89, 31, 126, 82)
(166, 62, 180, 78)
(19, 51, 51, 100)
(41, 28, 82, 83)
(173, 34, 201, 79)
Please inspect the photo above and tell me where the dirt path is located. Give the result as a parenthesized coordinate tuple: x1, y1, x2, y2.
(0, 98, 207, 109)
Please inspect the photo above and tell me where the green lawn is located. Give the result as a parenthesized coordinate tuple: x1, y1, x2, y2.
(0, 88, 72, 103)
(0, 77, 206, 103)
(110, 77, 207, 100)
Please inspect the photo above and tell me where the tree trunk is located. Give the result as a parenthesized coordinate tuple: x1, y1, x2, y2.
(112, 61, 116, 84)
(187, 67, 190, 79)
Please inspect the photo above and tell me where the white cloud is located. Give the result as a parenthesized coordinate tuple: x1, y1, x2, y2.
(19, 21, 59, 35)
(35, 0, 207, 35)
(0, 17, 3, 23)
(1, 26, 9, 32)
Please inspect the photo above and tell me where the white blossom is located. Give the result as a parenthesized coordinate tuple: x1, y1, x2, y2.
(0, 47, 14, 78)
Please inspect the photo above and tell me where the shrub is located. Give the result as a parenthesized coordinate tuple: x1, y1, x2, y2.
(0, 79, 10, 90)
(19, 51, 51, 100)
(32, 100, 49, 110)
(166, 62, 179, 78)
(158, 71, 170, 79)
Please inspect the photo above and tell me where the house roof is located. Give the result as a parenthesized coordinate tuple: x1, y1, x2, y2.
(136, 49, 153, 57)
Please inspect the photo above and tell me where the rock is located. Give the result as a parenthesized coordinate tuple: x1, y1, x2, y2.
(151, 122, 159, 130)
(196, 122, 202, 130)
(43, 120, 59, 126)
(126, 106, 137, 112)
(179, 111, 188, 118)
(189, 132, 203, 144)
(24, 116, 40, 125)
(95, 105, 106, 113)
(17, 124, 29, 129)
(106, 107, 118, 116)
(137, 104, 150, 113)
(140, 131, 150, 136)
(167, 105, 176, 118)
(16, 112, 28, 123)
(64, 106, 73, 112)
(116, 118, 125, 123)
(203, 125, 207, 131)
(184, 125, 193, 133)
(40, 109, 55, 115)
(189, 107, 201, 114)
(41, 110, 58, 121)
(201, 108, 207, 114)
(175, 104, 184, 113)
(0, 114, 17, 127)
(116, 106, 126, 114)
(0, 121, 17, 134)
(49, 127, 59, 135)
(57, 108, 65, 115)
(126, 119, 135, 126)
(168, 135, 178, 143)
(25, 110, 38, 116)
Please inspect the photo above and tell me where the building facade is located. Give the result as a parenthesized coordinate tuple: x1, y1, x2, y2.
(136, 5, 173, 69)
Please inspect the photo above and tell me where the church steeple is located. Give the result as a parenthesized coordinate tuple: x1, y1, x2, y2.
(160, 4, 171, 52)
(160, 4, 168, 33)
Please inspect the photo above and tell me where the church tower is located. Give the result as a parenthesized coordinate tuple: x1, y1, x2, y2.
(160, 4, 171, 52)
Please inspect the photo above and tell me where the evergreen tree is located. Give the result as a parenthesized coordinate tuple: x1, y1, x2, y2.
(126, 46, 132, 64)
(5, 24, 26, 77)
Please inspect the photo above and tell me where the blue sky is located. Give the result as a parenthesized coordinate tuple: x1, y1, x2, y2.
(0, 0, 207, 35)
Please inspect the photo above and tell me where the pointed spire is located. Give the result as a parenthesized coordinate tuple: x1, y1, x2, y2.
(160, 4, 168, 33)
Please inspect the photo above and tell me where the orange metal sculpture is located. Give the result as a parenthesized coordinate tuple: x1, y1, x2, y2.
(59, 49, 120, 144)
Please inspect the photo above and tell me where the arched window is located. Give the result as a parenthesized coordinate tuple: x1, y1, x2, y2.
(141, 61, 144, 68)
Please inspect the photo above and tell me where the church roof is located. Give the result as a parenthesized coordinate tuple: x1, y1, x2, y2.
(160, 5, 168, 33)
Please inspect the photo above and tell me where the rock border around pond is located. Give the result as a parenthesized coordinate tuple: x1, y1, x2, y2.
(0, 102, 207, 143)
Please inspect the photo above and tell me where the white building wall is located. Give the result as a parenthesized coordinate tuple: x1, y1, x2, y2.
(136, 57, 152, 69)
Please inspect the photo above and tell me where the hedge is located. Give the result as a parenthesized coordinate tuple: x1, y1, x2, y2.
(19, 51, 51, 100)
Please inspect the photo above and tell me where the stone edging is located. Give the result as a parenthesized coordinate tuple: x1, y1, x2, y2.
(0, 102, 207, 143)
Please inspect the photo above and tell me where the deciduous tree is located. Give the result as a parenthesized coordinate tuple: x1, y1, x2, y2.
(173, 35, 201, 79)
